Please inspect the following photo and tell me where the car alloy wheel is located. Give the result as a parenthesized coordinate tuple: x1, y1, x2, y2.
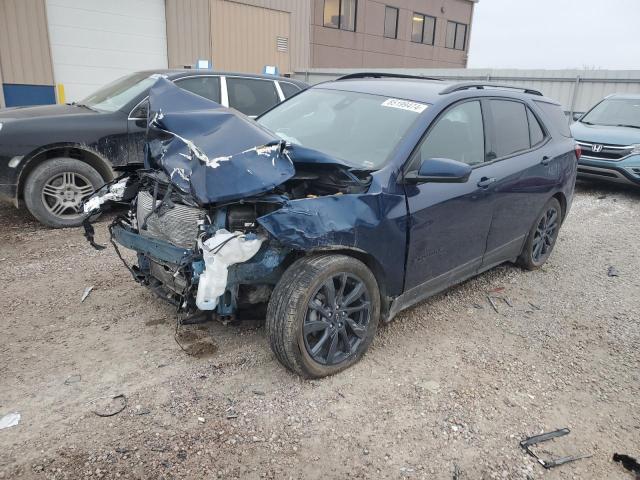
(41, 171, 96, 219)
(531, 206, 559, 263)
(303, 272, 371, 366)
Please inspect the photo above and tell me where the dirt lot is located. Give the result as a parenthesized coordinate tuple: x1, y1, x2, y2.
(1, 182, 639, 480)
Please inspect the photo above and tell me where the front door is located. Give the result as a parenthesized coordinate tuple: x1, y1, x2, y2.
(403, 99, 494, 295)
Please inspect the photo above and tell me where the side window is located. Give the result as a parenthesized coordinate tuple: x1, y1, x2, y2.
(175, 77, 221, 103)
(418, 100, 485, 166)
(130, 98, 149, 119)
(279, 82, 301, 99)
(226, 77, 280, 116)
(527, 108, 545, 146)
(534, 100, 571, 137)
(490, 100, 530, 157)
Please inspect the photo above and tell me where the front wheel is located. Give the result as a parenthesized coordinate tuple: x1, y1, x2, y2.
(266, 254, 380, 378)
(23, 158, 104, 228)
(517, 197, 562, 270)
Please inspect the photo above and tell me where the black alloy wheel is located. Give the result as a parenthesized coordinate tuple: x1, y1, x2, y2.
(303, 272, 371, 366)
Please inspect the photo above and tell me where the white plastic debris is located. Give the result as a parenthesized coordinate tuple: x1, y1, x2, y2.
(83, 178, 128, 214)
(0, 412, 21, 430)
(196, 229, 263, 310)
(81, 286, 94, 302)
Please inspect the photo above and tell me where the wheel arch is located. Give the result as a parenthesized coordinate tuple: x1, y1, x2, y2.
(282, 246, 391, 317)
(552, 191, 567, 222)
(17, 143, 115, 203)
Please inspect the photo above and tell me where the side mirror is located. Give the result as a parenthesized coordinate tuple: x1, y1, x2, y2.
(572, 112, 582, 121)
(405, 157, 472, 184)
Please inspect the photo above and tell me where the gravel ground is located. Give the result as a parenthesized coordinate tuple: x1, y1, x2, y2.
(0, 182, 639, 480)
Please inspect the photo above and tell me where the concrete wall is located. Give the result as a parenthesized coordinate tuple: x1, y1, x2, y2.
(292, 68, 640, 115)
(310, 0, 474, 68)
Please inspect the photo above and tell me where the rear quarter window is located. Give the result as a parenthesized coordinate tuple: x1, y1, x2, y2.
(534, 101, 571, 137)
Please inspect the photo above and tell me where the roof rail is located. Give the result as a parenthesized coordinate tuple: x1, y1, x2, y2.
(336, 72, 443, 82)
(439, 82, 543, 96)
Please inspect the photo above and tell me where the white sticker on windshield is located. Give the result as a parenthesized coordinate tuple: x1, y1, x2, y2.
(381, 98, 428, 114)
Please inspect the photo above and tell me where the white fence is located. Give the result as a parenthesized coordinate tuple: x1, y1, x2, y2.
(291, 68, 640, 116)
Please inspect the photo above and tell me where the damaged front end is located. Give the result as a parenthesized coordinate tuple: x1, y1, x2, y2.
(83, 78, 373, 321)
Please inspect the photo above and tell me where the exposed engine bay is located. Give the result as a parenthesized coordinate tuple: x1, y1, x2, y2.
(83, 78, 373, 322)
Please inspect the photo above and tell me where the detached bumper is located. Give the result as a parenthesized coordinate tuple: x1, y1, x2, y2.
(112, 224, 192, 266)
(577, 156, 640, 187)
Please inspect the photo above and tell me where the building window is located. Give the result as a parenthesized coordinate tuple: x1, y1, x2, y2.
(324, 0, 357, 31)
(384, 6, 398, 39)
(446, 21, 467, 50)
(411, 13, 435, 45)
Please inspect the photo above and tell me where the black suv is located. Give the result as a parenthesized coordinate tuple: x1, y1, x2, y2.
(0, 70, 307, 227)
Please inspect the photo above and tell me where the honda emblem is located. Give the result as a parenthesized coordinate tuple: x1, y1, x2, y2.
(592, 144, 603, 153)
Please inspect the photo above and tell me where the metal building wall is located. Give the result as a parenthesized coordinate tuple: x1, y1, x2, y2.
(166, 0, 212, 68)
(166, 0, 311, 72)
(214, 0, 311, 71)
(292, 68, 640, 114)
(211, 0, 291, 73)
(0, 0, 55, 106)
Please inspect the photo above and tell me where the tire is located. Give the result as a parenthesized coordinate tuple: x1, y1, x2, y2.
(23, 158, 104, 228)
(517, 197, 562, 270)
(266, 254, 380, 378)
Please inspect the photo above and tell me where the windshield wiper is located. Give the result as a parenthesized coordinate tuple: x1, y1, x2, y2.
(616, 124, 640, 130)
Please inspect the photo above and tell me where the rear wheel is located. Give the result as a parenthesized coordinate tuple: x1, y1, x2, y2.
(24, 158, 104, 228)
(517, 197, 562, 270)
(266, 254, 380, 378)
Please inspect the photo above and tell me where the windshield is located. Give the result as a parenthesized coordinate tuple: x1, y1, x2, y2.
(79, 72, 161, 113)
(581, 98, 640, 128)
(257, 88, 426, 169)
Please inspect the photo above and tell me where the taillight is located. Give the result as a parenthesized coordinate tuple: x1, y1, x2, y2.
(575, 144, 582, 160)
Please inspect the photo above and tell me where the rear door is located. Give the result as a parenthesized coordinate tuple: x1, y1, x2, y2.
(224, 76, 281, 117)
(404, 99, 495, 294)
(174, 76, 222, 104)
(479, 98, 559, 268)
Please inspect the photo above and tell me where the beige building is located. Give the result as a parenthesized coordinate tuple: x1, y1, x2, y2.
(0, 0, 476, 107)
(168, 0, 477, 71)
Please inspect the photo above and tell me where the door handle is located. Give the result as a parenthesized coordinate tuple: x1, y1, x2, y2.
(477, 177, 496, 188)
(541, 156, 551, 166)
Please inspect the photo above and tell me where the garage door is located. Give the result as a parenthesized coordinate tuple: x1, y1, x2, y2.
(45, 0, 168, 102)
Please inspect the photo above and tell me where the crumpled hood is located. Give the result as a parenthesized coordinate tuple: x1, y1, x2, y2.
(571, 121, 640, 145)
(146, 78, 295, 205)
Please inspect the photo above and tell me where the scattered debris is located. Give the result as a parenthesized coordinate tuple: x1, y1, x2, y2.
(528, 302, 542, 311)
(64, 374, 81, 385)
(613, 453, 640, 476)
(226, 406, 238, 419)
(452, 462, 461, 480)
(0, 412, 21, 430)
(81, 286, 94, 302)
(92, 394, 127, 417)
(134, 405, 150, 416)
(252, 390, 265, 396)
(198, 417, 206, 423)
(487, 295, 499, 313)
(608, 266, 620, 277)
(520, 428, 591, 468)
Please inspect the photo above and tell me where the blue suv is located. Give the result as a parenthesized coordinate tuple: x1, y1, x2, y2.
(572, 94, 640, 187)
(84, 73, 578, 377)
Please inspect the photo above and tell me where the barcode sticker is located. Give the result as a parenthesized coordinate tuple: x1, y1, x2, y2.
(381, 98, 428, 113)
